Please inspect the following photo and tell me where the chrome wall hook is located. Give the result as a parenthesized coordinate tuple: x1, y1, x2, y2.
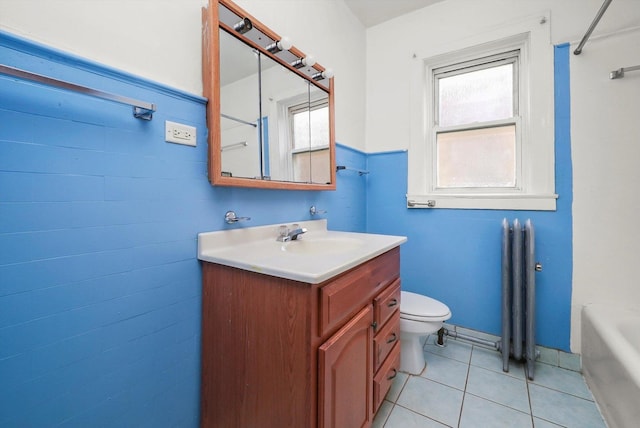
(310, 205, 327, 216)
(224, 211, 251, 224)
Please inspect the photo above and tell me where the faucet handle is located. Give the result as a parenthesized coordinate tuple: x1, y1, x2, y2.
(278, 225, 289, 237)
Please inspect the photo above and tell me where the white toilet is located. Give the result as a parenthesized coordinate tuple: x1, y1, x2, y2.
(400, 290, 452, 375)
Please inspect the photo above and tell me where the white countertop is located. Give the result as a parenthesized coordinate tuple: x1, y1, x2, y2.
(197, 220, 407, 284)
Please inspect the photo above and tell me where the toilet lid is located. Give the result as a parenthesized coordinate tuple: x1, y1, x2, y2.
(401, 291, 451, 320)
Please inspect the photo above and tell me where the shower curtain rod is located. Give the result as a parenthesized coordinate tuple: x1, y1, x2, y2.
(574, 0, 614, 55)
(0, 64, 156, 120)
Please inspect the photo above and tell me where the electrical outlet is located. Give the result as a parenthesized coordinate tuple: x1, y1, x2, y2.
(165, 121, 197, 146)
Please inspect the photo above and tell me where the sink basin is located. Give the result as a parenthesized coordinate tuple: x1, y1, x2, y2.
(198, 219, 407, 283)
(280, 237, 364, 255)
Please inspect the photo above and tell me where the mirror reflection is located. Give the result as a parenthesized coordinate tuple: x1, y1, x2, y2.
(219, 28, 331, 183)
(289, 85, 330, 184)
(219, 30, 260, 179)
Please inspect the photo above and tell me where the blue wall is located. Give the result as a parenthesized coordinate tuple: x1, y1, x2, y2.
(366, 44, 573, 352)
(0, 31, 365, 426)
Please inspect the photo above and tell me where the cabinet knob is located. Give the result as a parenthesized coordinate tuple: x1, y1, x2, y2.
(371, 321, 378, 331)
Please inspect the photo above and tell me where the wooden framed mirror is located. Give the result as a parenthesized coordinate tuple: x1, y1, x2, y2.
(202, 0, 336, 190)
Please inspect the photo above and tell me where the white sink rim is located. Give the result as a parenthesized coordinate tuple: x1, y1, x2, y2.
(197, 219, 407, 284)
(279, 236, 365, 255)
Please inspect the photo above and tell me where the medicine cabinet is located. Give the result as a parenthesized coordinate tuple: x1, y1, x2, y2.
(202, 0, 336, 190)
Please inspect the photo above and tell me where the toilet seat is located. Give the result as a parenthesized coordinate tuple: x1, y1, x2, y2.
(400, 291, 451, 322)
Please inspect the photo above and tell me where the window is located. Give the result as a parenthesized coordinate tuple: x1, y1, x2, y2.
(407, 17, 557, 210)
(268, 86, 330, 184)
(435, 52, 519, 190)
(289, 99, 330, 183)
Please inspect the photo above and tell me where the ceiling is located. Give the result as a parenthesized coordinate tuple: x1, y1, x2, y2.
(344, 0, 445, 28)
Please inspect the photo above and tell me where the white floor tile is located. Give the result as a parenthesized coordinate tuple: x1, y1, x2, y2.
(459, 394, 532, 428)
(376, 342, 606, 428)
(533, 417, 565, 427)
(384, 405, 449, 428)
(470, 345, 526, 379)
(397, 376, 463, 427)
(466, 365, 530, 413)
(529, 384, 606, 428)
(421, 351, 469, 390)
(530, 362, 593, 400)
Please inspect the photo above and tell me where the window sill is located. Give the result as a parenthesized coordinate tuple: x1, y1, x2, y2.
(406, 193, 558, 211)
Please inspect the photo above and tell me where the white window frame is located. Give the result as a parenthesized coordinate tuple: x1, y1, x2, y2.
(434, 51, 520, 190)
(271, 90, 328, 181)
(407, 14, 557, 210)
(289, 97, 331, 183)
(288, 97, 330, 155)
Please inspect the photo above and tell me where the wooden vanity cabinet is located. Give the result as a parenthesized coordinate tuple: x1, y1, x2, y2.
(200, 247, 401, 428)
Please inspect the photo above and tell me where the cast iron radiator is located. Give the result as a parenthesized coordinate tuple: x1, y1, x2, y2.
(501, 218, 539, 380)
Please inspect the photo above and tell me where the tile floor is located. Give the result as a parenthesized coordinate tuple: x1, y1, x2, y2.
(373, 335, 607, 428)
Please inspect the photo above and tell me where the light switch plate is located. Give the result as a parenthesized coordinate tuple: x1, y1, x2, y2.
(165, 120, 197, 146)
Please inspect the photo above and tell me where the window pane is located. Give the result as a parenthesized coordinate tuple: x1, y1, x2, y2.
(438, 64, 513, 127)
(309, 107, 329, 148)
(293, 110, 310, 150)
(292, 106, 329, 150)
(293, 148, 330, 183)
(436, 125, 516, 188)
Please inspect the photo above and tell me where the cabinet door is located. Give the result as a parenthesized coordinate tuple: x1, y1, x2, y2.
(318, 305, 374, 428)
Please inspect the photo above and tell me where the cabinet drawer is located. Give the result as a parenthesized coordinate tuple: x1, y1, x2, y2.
(373, 343, 400, 414)
(374, 279, 400, 329)
(373, 310, 400, 372)
(319, 249, 399, 337)
(369, 248, 400, 294)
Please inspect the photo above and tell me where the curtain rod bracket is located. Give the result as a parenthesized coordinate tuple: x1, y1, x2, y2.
(133, 106, 154, 121)
(336, 165, 369, 176)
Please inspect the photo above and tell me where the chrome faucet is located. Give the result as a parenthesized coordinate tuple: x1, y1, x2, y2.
(276, 224, 308, 242)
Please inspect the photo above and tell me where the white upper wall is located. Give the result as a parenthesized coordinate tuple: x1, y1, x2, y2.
(0, 0, 208, 94)
(570, 27, 640, 351)
(365, 0, 640, 153)
(0, 0, 367, 150)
